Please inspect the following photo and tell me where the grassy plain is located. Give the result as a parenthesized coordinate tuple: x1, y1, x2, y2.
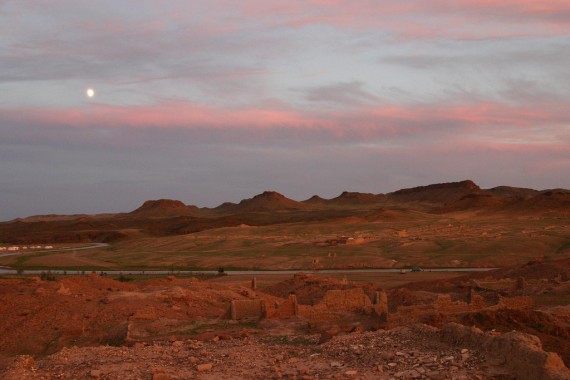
(2, 211, 569, 271)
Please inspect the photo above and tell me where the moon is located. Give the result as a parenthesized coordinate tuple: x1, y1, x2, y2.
(86, 88, 95, 98)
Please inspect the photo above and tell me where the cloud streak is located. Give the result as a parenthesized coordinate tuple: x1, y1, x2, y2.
(1, 1, 569, 219)
(2, 99, 569, 146)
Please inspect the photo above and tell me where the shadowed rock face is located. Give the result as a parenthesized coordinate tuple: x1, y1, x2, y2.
(329, 191, 385, 205)
(130, 199, 201, 218)
(1, 179, 569, 244)
(132, 199, 187, 212)
(441, 323, 570, 380)
(302, 195, 326, 204)
(232, 191, 309, 212)
(435, 193, 507, 213)
(303, 192, 386, 206)
(486, 186, 540, 199)
(392, 180, 480, 194)
(388, 180, 484, 205)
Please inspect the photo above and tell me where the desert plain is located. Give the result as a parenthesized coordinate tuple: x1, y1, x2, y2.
(1, 180, 570, 379)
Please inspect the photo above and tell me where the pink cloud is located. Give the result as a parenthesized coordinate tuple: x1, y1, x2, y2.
(2, 102, 321, 130)
(227, 0, 570, 39)
(3, 99, 569, 147)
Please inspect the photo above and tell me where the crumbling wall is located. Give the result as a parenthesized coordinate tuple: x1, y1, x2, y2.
(230, 285, 389, 323)
(126, 307, 157, 342)
(396, 291, 534, 318)
(230, 299, 266, 320)
(267, 295, 299, 318)
(397, 292, 487, 316)
(515, 276, 526, 290)
(130, 307, 157, 321)
(373, 291, 388, 320)
(321, 288, 372, 310)
(468, 289, 486, 309)
(301, 287, 386, 323)
(493, 295, 534, 310)
(435, 295, 470, 314)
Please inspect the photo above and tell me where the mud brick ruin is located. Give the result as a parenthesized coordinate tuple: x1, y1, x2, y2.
(229, 284, 388, 323)
(268, 295, 299, 319)
(515, 276, 526, 290)
(493, 295, 534, 309)
(230, 299, 267, 320)
(397, 288, 534, 318)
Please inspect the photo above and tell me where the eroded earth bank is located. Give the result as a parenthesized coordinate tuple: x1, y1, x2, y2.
(1, 259, 570, 379)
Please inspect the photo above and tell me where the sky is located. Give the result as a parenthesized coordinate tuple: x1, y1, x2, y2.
(1, 1, 569, 220)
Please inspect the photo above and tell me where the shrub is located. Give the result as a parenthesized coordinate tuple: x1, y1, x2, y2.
(40, 270, 56, 281)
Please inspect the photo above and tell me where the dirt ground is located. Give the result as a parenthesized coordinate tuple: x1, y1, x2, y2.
(1, 259, 569, 379)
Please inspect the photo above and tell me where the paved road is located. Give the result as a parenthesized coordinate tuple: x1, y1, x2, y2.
(0, 267, 497, 275)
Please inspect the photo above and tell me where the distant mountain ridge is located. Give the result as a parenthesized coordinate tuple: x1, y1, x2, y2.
(131, 199, 198, 216)
(387, 180, 484, 204)
(2, 180, 569, 244)
(216, 191, 309, 213)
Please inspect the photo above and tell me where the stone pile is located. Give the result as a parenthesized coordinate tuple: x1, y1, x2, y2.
(5, 323, 565, 379)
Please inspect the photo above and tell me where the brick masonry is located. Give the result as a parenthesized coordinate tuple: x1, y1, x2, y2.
(302, 287, 388, 323)
(230, 299, 266, 320)
(229, 287, 388, 323)
(397, 290, 533, 316)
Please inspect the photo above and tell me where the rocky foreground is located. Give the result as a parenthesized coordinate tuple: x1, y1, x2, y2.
(3, 323, 569, 380)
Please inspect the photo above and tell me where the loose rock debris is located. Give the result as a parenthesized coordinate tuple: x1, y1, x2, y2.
(5, 323, 568, 379)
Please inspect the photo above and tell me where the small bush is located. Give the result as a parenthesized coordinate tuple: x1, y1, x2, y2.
(40, 270, 56, 281)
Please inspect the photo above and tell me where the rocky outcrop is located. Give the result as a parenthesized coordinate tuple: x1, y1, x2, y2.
(328, 191, 385, 205)
(5, 322, 567, 379)
(441, 323, 570, 380)
(131, 199, 198, 216)
(388, 180, 485, 205)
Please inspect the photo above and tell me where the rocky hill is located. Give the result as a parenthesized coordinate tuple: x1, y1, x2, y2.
(218, 191, 309, 213)
(486, 186, 540, 199)
(302, 195, 327, 205)
(1, 180, 569, 244)
(131, 199, 199, 216)
(387, 180, 484, 205)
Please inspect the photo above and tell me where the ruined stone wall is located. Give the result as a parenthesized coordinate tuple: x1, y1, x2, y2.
(434, 295, 478, 314)
(397, 292, 533, 318)
(515, 276, 526, 290)
(373, 291, 388, 320)
(230, 287, 388, 323)
(321, 288, 372, 310)
(397, 293, 486, 316)
(396, 304, 431, 317)
(468, 290, 486, 309)
(230, 299, 266, 320)
(302, 308, 340, 324)
(267, 295, 298, 319)
(493, 295, 534, 310)
(130, 307, 157, 321)
(300, 288, 386, 323)
(126, 307, 158, 342)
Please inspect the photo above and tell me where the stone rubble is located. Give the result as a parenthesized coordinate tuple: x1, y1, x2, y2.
(2, 324, 534, 380)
